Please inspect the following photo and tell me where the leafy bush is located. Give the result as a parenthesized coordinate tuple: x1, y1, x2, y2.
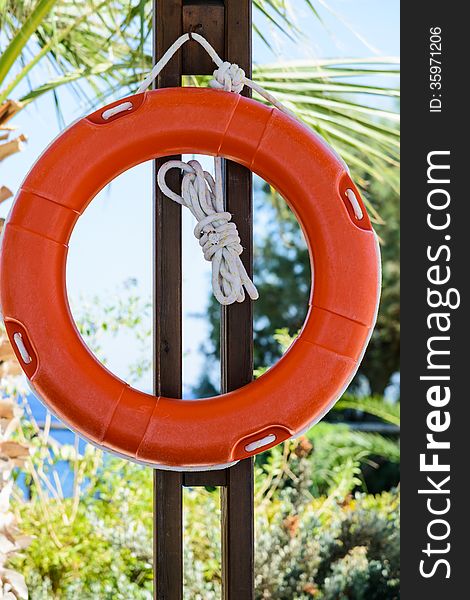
(10, 428, 399, 599)
(12, 452, 153, 599)
(255, 490, 399, 599)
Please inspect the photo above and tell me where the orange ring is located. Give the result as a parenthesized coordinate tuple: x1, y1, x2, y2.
(0, 88, 380, 469)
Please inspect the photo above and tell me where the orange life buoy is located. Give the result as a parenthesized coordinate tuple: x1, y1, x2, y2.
(0, 88, 380, 469)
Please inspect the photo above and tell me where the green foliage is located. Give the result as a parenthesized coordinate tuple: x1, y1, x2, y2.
(255, 489, 399, 599)
(307, 423, 399, 496)
(254, 59, 399, 193)
(71, 280, 152, 384)
(11, 435, 399, 599)
(360, 172, 400, 394)
(254, 438, 399, 599)
(183, 489, 222, 599)
(0, 1, 329, 105)
(13, 454, 154, 599)
(0, 0, 150, 105)
(335, 395, 400, 427)
(252, 421, 399, 505)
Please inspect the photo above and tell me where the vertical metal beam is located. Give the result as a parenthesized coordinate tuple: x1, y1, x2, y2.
(153, 2, 184, 599)
(221, 1, 254, 598)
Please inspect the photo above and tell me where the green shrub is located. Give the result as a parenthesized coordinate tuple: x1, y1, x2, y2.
(11, 434, 399, 599)
(13, 454, 153, 599)
(253, 446, 399, 600)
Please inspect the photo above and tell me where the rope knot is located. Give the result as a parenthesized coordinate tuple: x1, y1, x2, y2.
(210, 61, 245, 94)
(157, 158, 258, 306)
(207, 230, 221, 246)
(196, 213, 242, 263)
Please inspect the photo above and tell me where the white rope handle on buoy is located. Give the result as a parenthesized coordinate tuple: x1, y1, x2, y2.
(125, 32, 362, 304)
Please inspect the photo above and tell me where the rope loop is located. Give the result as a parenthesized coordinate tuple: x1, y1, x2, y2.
(157, 159, 258, 306)
(135, 32, 303, 125)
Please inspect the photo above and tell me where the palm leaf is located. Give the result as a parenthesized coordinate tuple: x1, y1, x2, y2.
(1, 0, 322, 102)
(253, 58, 399, 190)
(0, 0, 58, 88)
(334, 395, 400, 426)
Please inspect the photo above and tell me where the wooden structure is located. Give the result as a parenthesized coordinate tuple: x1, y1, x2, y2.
(152, 1, 254, 598)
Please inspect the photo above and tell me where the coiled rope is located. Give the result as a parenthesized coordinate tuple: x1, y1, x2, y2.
(157, 158, 258, 305)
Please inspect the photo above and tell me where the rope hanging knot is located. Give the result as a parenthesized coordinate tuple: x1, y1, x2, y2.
(209, 62, 245, 94)
(157, 158, 259, 306)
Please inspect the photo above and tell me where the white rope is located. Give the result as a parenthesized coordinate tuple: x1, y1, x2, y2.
(158, 158, 258, 305)
(137, 32, 274, 305)
(136, 32, 299, 122)
(129, 32, 362, 304)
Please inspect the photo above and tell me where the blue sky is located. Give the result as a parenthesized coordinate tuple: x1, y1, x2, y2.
(1, 0, 399, 396)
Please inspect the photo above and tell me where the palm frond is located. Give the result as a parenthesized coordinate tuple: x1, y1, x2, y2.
(254, 58, 400, 192)
(1, 0, 322, 103)
(0, 0, 58, 89)
(307, 422, 399, 495)
(253, 0, 323, 40)
(0, 0, 151, 105)
(334, 395, 400, 426)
